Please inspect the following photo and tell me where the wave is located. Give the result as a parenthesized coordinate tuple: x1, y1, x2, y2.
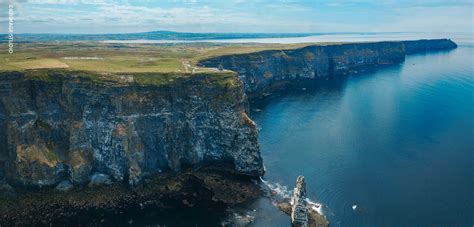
(259, 177, 325, 215)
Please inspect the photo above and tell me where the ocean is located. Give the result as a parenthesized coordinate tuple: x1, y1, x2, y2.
(248, 35, 473, 226)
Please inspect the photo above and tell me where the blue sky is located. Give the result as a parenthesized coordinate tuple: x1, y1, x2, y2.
(0, 0, 473, 34)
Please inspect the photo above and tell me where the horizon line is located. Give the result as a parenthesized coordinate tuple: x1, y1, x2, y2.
(2, 31, 471, 36)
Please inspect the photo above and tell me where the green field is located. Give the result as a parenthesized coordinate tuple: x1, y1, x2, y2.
(0, 42, 334, 73)
(0, 41, 342, 87)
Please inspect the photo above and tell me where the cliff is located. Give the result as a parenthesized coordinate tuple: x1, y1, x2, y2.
(0, 38, 457, 225)
(0, 70, 264, 188)
(198, 39, 457, 93)
(403, 39, 458, 54)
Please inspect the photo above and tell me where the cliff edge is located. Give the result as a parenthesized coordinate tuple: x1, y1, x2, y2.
(198, 39, 457, 93)
(0, 70, 264, 188)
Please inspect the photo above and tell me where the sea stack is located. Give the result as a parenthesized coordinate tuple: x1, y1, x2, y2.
(291, 176, 309, 227)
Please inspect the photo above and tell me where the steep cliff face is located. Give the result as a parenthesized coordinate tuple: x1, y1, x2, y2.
(403, 39, 458, 54)
(0, 71, 263, 187)
(0, 39, 456, 189)
(198, 39, 457, 93)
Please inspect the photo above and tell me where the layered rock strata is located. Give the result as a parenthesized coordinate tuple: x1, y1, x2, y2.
(0, 71, 264, 188)
(198, 39, 457, 93)
(291, 175, 308, 227)
(276, 175, 329, 227)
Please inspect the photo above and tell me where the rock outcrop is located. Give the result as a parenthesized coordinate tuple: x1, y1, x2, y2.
(291, 176, 308, 227)
(0, 71, 264, 188)
(276, 176, 329, 227)
(198, 39, 457, 93)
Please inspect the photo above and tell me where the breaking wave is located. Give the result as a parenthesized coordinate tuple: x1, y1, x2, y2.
(259, 177, 325, 215)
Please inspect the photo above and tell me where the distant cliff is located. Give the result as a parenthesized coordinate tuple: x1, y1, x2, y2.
(198, 39, 457, 93)
(403, 39, 457, 54)
(0, 71, 263, 187)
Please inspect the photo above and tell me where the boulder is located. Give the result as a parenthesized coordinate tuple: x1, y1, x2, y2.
(88, 173, 112, 187)
(55, 180, 73, 191)
(0, 181, 15, 197)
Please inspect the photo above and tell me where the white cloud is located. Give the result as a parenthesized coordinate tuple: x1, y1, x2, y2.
(2, 0, 473, 33)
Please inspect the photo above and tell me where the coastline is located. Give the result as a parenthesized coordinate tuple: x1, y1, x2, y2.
(0, 39, 458, 226)
(0, 169, 261, 226)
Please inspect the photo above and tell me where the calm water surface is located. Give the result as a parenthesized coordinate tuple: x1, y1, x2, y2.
(103, 32, 472, 44)
(249, 42, 473, 226)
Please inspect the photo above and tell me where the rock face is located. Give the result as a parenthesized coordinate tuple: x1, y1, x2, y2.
(55, 180, 73, 191)
(0, 72, 264, 187)
(88, 173, 112, 187)
(0, 39, 456, 190)
(403, 39, 458, 54)
(277, 175, 328, 227)
(291, 176, 308, 227)
(198, 39, 457, 93)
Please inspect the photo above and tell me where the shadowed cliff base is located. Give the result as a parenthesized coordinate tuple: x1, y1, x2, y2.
(0, 169, 262, 226)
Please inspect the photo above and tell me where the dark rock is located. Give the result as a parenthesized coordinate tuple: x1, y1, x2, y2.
(0, 170, 261, 226)
(275, 176, 329, 227)
(88, 173, 112, 186)
(277, 201, 292, 214)
(403, 39, 457, 54)
(0, 181, 15, 197)
(198, 39, 457, 94)
(55, 180, 73, 191)
(291, 176, 308, 227)
(0, 72, 264, 188)
(222, 213, 255, 226)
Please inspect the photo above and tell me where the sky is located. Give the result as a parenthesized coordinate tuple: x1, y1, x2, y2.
(0, 0, 473, 34)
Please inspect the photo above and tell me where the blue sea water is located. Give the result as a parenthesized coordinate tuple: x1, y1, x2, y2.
(249, 40, 473, 226)
(77, 33, 473, 226)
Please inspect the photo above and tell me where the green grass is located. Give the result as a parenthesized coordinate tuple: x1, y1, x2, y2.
(8, 68, 238, 88)
(0, 42, 340, 73)
(0, 41, 343, 86)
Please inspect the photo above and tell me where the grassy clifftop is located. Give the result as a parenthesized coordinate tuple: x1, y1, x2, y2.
(1, 40, 454, 87)
(0, 42, 327, 73)
(0, 42, 322, 87)
(1, 69, 239, 88)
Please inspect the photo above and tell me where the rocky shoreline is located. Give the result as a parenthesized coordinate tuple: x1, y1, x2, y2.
(0, 169, 262, 226)
(1, 170, 329, 226)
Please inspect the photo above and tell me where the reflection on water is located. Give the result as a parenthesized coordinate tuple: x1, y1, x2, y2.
(249, 43, 473, 226)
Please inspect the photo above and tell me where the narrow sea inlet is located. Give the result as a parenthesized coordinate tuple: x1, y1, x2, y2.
(249, 41, 473, 226)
